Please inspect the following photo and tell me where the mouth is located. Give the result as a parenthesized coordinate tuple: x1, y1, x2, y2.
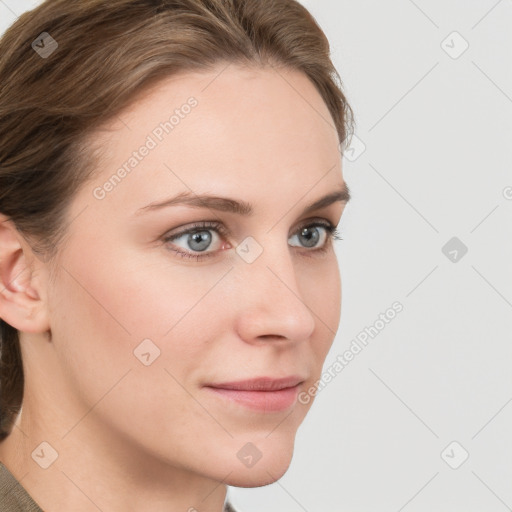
(203, 376, 305, 412)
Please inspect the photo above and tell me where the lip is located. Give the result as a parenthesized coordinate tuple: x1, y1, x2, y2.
(205, 376, 305, 391)
(203, 376, 305, 412)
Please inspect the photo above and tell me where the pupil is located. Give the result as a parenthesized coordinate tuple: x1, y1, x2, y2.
(189, 231, 211, 252)
(301, 227, 319, 248)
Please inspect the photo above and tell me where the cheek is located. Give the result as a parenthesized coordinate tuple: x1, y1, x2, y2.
(44, 239, 339, 475)
(49, 245, 231, 387)
(319, 256, 342, 327)
(302, 255, 342, 370)
(49, 236, 340, 390)
(47, 249, 231, 444)
(306, 253, 341, 323)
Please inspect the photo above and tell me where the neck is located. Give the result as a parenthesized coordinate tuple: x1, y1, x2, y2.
(0, 401, 228, 512)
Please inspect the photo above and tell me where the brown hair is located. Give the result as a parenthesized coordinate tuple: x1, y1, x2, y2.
(0, 0, 354, 439)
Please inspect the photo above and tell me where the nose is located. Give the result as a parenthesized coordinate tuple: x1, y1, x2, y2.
(233, 237, 316, 345)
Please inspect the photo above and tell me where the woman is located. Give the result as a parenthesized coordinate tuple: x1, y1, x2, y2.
(0, 0, 354, 510)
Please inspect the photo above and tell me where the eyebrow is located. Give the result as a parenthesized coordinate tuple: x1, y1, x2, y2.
(135, 182, 351, 217)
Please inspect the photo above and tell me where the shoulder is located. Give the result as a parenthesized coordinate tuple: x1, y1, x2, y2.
(0, 461, 44, 512)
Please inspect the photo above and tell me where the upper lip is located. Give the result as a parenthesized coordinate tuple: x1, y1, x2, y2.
(205, 376, 305, 391)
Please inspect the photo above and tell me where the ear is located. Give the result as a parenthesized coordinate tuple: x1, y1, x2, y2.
(0, 214, 50, 334)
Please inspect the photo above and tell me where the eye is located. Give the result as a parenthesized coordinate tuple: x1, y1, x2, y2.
(289, 222, 342, 251)
(162, 221, 229, 261)
(162, 220, 343, 261)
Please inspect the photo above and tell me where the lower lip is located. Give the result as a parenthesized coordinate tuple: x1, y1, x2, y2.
(204, 384, 301, 412)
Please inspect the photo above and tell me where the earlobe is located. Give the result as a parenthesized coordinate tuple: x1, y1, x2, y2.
(0, 215, 50, 333)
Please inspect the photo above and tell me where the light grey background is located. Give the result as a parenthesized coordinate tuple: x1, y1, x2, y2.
(1, 1, 511, 511)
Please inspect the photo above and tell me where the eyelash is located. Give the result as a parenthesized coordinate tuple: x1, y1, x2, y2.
(162, 220, 343, 261)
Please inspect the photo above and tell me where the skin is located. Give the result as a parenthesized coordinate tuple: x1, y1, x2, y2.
(0, 63, 349, 512)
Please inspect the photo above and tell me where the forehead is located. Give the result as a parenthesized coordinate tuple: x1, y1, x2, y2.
(79, 64, 343, 217)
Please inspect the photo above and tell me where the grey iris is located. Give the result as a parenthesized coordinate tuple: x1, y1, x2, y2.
(299, 226, 320, 248)
(188, 231, 212, 252)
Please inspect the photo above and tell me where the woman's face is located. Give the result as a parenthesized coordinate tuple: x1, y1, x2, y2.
(42, 64, 348, 486)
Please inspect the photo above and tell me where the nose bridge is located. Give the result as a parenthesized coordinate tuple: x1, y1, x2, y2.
(237, 232, 297, 294)
(233, 233, 316, 341)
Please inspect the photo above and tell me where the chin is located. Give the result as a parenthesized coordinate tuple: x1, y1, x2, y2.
(224, 445, 294, 488)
